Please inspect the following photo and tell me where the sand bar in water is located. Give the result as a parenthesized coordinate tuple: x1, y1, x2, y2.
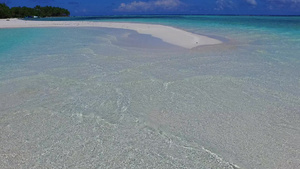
(0, 18, 222, 49)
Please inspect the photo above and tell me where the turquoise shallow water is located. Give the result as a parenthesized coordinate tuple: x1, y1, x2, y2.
(1, 16, 300, 168)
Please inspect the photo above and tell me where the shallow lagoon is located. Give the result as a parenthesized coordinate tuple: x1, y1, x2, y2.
(1, 16, 300, 168)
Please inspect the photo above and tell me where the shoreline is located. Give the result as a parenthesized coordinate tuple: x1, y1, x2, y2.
(0, 19, 222, 49)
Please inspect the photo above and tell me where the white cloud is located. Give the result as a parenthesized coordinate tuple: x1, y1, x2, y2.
(266, 0, 300, 8)
(245, 0, 257, 5)
(268, 0, 300, 2)
(116, 0, 183, 12)
(216, 0, 257, 9)
(215, 0, 235, 10)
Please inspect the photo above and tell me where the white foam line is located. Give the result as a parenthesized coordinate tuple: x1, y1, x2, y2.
(202, 146, 241, 169)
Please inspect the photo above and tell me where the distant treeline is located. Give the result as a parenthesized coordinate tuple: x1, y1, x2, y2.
(0, 3, 70, 18)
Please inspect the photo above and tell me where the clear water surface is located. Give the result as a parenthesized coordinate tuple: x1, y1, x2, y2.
(1, 16, 300, 168)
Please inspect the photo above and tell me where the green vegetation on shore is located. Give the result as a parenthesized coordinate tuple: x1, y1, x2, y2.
(0, 3, 70, 18)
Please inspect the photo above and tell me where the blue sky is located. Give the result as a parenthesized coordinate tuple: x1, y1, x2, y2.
(1, 0, 300, 15)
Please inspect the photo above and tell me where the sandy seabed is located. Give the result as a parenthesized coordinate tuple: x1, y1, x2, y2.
(0, 18, 299, 169)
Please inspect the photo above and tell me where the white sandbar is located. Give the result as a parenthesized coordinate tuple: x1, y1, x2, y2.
(0, 18, 222, 49)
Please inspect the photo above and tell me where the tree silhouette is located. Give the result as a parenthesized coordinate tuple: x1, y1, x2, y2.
(0, 3, 70, 18)
(0, 3, 11, 18)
